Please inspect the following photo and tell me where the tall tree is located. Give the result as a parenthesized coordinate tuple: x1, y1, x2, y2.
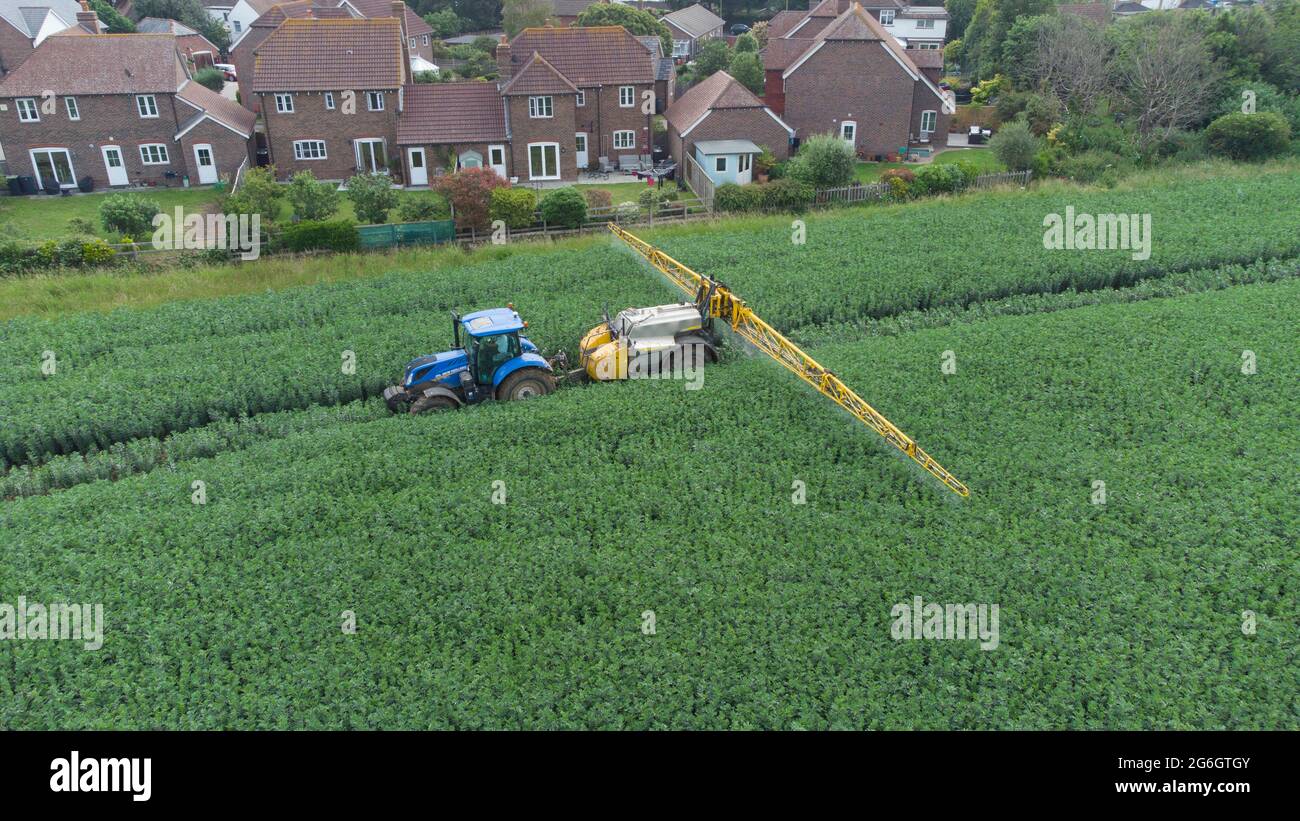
(574, 3, 672, 55)
(503, 0, 550, 37)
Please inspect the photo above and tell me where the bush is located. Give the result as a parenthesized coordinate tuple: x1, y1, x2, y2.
(714, 183, 762, 213)
(489, 187, 537, 229)
(758, 178, 814, 213)
(100, 194, 162, 238)
(395, 193, 451, 222)
(584, 188, 613, 211)
(193, 67, 224, 92)
(1055, 150, 1133, 185)
(1, 237, 117, 275)
(885, 175, 911, 202)
(346, 172, 399, 225)
(912, 163, 968, 196)
(614, 201, 640, 222)
(286, 171, 340, 221)
(223, 166, 284, 223)
(276, 219, 359, 253)
(431, 167, 508, 230)
(879, 168, 916, 185)
(786, 134, 856, 188)
(538, 186, 587, 228)
(989, 121, 1040, 172)
(1204, 112, 1292, 162)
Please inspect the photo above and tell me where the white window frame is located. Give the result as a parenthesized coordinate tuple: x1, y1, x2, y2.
(293, 140, 328, 160)
(232, 19, 241, 32)
(920, 110, 937, 135)
(917, 19, 935, 29)
(672, 40, 689, 58)
(139, 143, 170, 165)
(324, 91, 335, 110)
(527, 141, 560, 181)
(29, 147, 76, 188)
(422, 34, 429, 46)
(366, 91, 384, 111)
(840, 120, 857, 143)
(879, 10, 895, 26)
(739, 153, 751, 173)
(528, 95, 553, 118)
(17, 97, 39, 122)
(618, 85, 634, 107)
(64, 96, 80, 121)
(575, 90, 585, 107)
(410, 37, 416, 49)
(136, 94, 159, 118)
(355, 138, 387, 173)
(613, 130, 636, 150)
(275, 93, 294, 114)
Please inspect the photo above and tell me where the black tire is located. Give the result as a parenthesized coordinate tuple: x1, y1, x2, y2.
(496, 368, 556, 402)
(409, 394, 458, 414)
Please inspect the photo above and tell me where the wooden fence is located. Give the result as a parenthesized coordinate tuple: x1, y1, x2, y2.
(682, 154, 715, 207)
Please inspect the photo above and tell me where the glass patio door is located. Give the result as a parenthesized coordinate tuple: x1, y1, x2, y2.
(32, 148, 75, 189)
(355, 139, 387, 174)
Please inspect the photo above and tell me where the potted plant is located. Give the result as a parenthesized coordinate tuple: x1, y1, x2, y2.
(754, 148, 776, 183)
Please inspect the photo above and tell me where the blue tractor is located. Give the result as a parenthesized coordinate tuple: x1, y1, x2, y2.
(383, 307, 563, 414)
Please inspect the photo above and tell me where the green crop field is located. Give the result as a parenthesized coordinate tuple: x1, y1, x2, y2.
(2, 163, 1296, 729)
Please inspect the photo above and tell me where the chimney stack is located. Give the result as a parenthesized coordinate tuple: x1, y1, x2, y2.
(495, 36, 511, 82)
(392, 1, 409, 83)
(76, 0, 100, 33)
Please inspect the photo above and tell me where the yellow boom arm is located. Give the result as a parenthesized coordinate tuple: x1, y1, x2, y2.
(608, 223, 970, 498)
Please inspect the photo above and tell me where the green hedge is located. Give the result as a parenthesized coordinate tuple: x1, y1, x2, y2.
(276, 219, 360, 253)
(489, 187, 537, 229)
(0, 238, 117, 276)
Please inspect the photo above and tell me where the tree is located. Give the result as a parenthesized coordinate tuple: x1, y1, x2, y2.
(999, 13, 1055, 89)
(89, 0, 135, 33)
(734, 32, 758, 54)
(961, 0, 1055, 80)
(346, 173, 399, 225)
(133, 0, 229, 50)
(1116, 23, 1220, 144)
(575, 3, 672, 56)
(1033, 14, 1112, 114)
(946, 0, 977, 42)
(749, 20, 769, 50)
(786, 134, 856, 188)
(989, 120, 1039, 171)
(694, 38, 732, 78)
(538, 187, 587, 229)
(223, 166, 284, 222)
(729, 52, 764, 95)
(286, 171, 341, 222)
(423, 9, 462, 38)
(503, 0, 549, 37)
(100, 194, 161, 239)
(431, 168, 509, 230)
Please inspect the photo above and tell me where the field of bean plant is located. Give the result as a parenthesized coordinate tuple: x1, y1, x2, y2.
(1, 165, 1296, 729)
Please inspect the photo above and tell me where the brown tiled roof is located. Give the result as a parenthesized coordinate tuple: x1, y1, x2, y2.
(908, 48, 943, 70)
(0, 33, 185, 97)
(396, 81, 507, 144)
(252, 18, 403, 91)
(1058, 3, 1111, 25)
(508, 26, 654, 86)
(177, 78, 257, 135)
(808, 0, 842, 18)
(665, 70, 767, 134)
(813, 3, 884, 41)
(501, 50, 580, 95)
(767, 9, 805, 38)
(762, 37, 813, 70)
(251, 1, 318, 28)
(344, 0, 433, 35)
(551, 0, 600, 16)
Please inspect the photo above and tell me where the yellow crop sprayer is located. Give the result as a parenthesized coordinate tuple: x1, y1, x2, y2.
(581, 223, 970, 499)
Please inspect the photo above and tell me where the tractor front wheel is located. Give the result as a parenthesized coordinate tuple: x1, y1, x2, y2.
(497, 368, 556, 402)
(409, 394, 458, 414)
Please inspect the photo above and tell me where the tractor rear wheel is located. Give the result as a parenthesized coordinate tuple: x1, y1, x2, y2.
(497, 368, 556, 402)
(409, 394, 458, 414)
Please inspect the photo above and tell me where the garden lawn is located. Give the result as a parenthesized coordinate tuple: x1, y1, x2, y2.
(0, 187, 221, 243)
(854, 147, 1004, 182)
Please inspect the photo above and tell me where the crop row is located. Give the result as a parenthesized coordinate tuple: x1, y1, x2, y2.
(647, 165, 1300, 333)
(3, 280, 1296, 729)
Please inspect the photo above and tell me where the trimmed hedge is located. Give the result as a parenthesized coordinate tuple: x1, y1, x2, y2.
(489, 187, 538, 229)
(539, 186, 587, 228)
(0, 238, 118, 276)
(276, 219, 360, 253)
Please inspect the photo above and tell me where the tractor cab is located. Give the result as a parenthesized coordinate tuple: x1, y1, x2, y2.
(383, 306, 558, 414)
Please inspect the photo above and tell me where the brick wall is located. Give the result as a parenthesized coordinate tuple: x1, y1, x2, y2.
(401, 141, 505, 182)
(506, 93, 578, 182)
(762, 69, 785, 116)
(570, 82, 655, 166)
(908, 81, 951, 147)
(261, 88, 400, 180)
(179, 117, 254, 184)
(675, 107, 791, 165)
(231, 28, 273, 113)
(0, 91, 193, 188)
(0, 20, 33, 78)
(782, 40, 917, 158)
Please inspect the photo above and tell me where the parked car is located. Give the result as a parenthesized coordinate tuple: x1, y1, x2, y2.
(214, 63, 237, 82)
(729, 23, 750, 35)
(967, 125, 992, 145)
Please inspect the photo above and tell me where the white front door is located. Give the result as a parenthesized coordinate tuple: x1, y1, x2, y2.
(101, 145, 128, 186)
(407, 147, 428, 186)
(488, 144, 507, 179)
(574, 133, 588, 170)
(193, 143, 217, 184)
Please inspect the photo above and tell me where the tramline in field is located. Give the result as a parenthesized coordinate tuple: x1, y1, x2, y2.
(382, 224, 969, 498)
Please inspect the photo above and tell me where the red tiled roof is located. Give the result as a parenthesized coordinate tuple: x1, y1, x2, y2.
(344, 0, 433, 35)
(0, 33, 185, 97)
(252, 18, 403, 91)
(908, 48, 943, 70)
(761, 36, 814, 70)
(665, 69, 767, 133)
(500, 51, 580, 95)
(177, 78, 257, 135)
(1058, 3, 1111, 25)
(507, 26, 654, 86)
(396, 81, 507, 144)
(766, 9, 805, 38)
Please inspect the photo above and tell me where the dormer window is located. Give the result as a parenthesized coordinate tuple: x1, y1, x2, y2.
(880, 10, 895, 25)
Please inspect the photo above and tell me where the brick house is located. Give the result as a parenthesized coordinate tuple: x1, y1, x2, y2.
(0, 0, 100, 78)
(497, 26, 658, 179)
(334, 0, 435, 65)
(782, 0, 947, 50)
(232, 1, 352, 113)
(662, 3, 724, 59)
(253, 15, 406, 181)
(761, 2, 953, 159)
(665, 69, 792, 172)
(397, 81, 508, 184)
(0, 16, 254, 191)
(549, 0, 603, 28)
(136, 17, 221, 68)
